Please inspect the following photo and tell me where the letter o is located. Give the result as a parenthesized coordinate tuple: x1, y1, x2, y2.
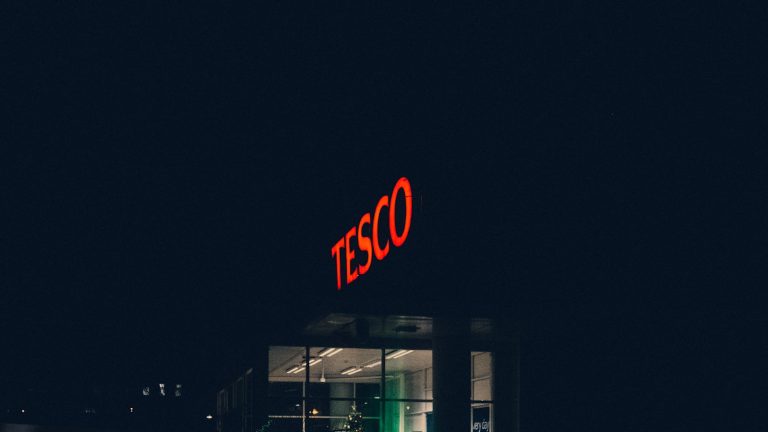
(389, 177, 412, 247)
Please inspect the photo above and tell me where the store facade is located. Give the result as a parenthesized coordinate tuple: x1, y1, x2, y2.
(216, 177, 519, 432)
(217, 316, 517, 432)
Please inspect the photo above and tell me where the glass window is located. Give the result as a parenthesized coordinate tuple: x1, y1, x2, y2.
(270, 346, 308, 384)
(267, 346, 435, 432)
(307, 347, 382, 432)
(269, 346, 306, 425)
(384, 401, 433, 432)
(470, 352, 493, 402)
(306, 399, 379, 432)
(471, 406, 491, 432)
(472, 352, 492, 379)
(383, 349, 432, 400)
(471, 352, 493, 432)
(308, 347, 382, 399)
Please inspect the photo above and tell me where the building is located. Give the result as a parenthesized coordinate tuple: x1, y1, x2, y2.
(218, 316, 517, 432)
(216, 177, 519, 432)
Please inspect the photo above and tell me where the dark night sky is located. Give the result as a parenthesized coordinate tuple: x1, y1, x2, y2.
(2, 1, 766, 430)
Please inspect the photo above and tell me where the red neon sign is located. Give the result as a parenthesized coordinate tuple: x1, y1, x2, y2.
(332, 177, 413, 290)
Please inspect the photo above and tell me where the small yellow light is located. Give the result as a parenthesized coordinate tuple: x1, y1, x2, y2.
(310, 408, 320, 415)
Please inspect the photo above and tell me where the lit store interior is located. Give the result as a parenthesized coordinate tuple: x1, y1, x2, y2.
(266, 346, 493, 432)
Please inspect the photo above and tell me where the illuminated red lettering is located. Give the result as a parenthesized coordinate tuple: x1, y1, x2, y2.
(373, 195, 390, 260)
(344, 227, 359, 284)
(331, 238, 345, 290)
(333, 177, 413, 290)
(389, 177, 412, 247)
(357, 213, 372, 275)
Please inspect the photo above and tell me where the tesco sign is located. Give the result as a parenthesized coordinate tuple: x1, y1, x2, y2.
(331, 177, 413, 290)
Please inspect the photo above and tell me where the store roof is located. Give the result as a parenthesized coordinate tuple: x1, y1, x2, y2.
(303, 313, 497, 343)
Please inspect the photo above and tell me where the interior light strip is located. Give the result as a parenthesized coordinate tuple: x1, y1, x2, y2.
(393, 350, 413, 359)
(320, 348, 343, 357)
(385, 350, 414, 359)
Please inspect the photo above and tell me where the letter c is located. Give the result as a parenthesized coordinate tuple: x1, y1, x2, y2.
(373, 195, 390, 260)
(357, 213, 372, 275)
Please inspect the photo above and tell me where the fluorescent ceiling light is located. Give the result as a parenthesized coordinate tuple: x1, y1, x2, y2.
(385, 350, 413, 359)
(297, 358, 321, 368)
(364, 361, 381, 368)
(318, 348, 343, 357)
(340, 366, 363, 375)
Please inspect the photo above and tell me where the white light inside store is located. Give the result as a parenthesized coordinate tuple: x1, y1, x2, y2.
(340, 366, 363, 375)
(364, 360, 382, 368)
(286, 365, 305, 374)
(318, 348, 343, 357)
(293, 358, 321, 370)
(395, 350, 413, 358)
(385, 350, 413, 359)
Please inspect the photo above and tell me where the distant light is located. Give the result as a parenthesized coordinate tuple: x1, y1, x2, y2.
(310, 408, 319, 415)
(206, 414, 213, 420)
(129, 407, 134, 413)
(21, 409, 25, 414)
(142, 386, 151, 396)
